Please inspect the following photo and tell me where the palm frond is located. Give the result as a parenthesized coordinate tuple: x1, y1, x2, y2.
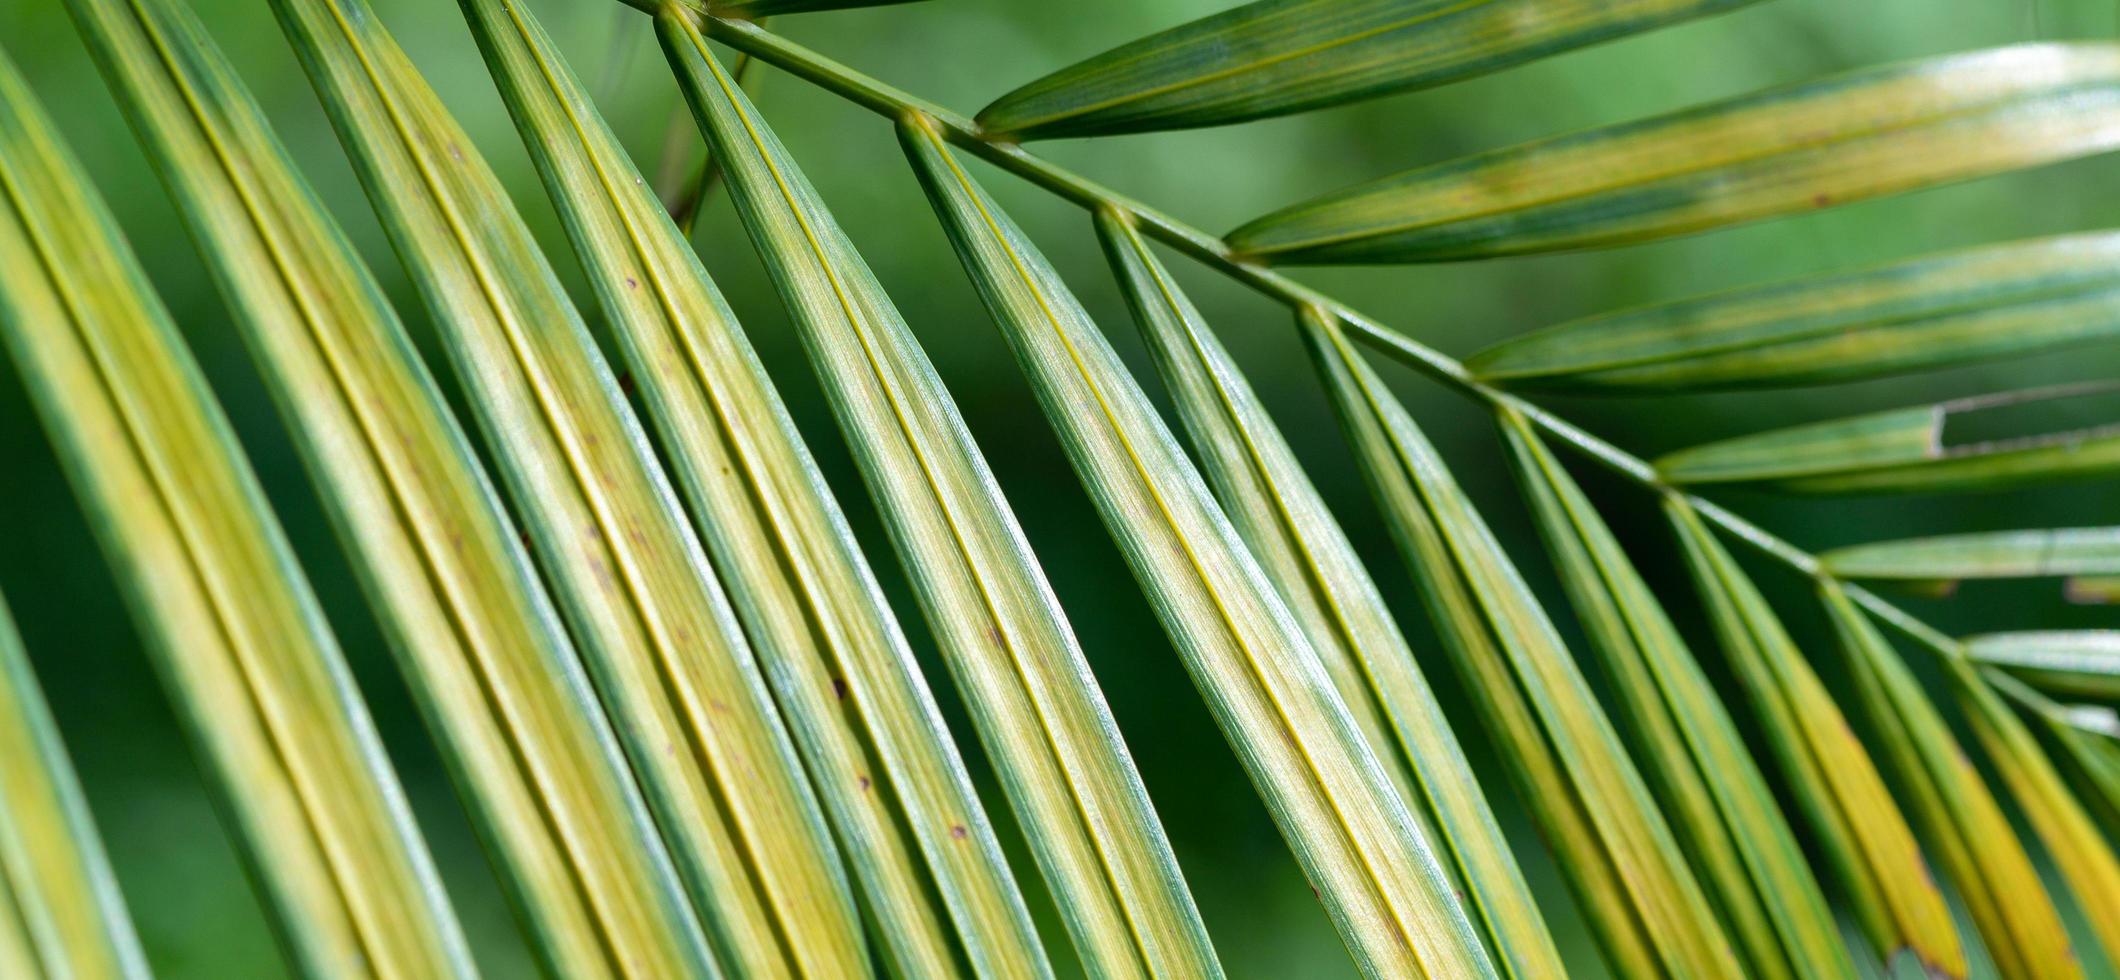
(1968, 632, 2120, 703)
(0, 46, 472, 977)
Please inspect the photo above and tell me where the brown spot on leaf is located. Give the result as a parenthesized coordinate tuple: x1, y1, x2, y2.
(949, 825, 967, 840)
(856, 776, 871, 791)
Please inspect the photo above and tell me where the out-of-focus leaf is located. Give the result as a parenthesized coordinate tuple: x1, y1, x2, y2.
(658, 17, 1204, 979)
(0, 591, 147, 979)
(1664, 501, 1963, 976)
(975, 0, 1758, 140)
(615, 0, 911, 15)
(64, 1, 722, 973)
(1943, 652, 2120, 969)
(1989, 671, 2120, 839)
(0, 48, 472, 977)
(2073, 577, 2120, 603)
(1968, 632, 2120, 704)
(1096, 208, 1557, 979)
(1228, 44, 2120, 263)
(268, 2, 845, 974)
(1655, 386, 2120, 493)
(899, 115, 1492, 980)
(1817, 583, 2080, 980)
(527, 7, 1209, 978)
(1467, 232, 2120, 390)
(1499, 411, 1852, 979)
(1822, 528, 2120, 587)
(1303, 309, 1741, 979)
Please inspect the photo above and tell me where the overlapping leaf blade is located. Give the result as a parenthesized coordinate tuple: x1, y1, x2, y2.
(266, 1, 855, 974)
(0, 591, 147, 980)
(1467, 231, 2120, 391)
(1989, 671, 2120, 839)
(655, 15, 1215, 978)
(1498, 410, 1852, 979)
(976, 0, 1759, 140)
(1302, 309, 1740, 978)
(899, 114, 1493, 980)
(1663, 500, 1963, 976)
(0, 46, 472, 977)
(62, 1, 723, 973)
(1096, 207, 1559, 979)
(1817, 583, 2079, 979)
(1655, 388, 2120, 493)
(1968, 632, 2120, 703)
(1228, 43, 2120, 263)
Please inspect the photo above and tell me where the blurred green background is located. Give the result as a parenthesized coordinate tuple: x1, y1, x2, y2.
(2, 0, 2116, 975)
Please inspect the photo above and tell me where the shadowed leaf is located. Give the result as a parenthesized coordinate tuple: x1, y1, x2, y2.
(977, 0, 1758, 140)
(1500, 411, 1852, 979)
(1097, 207, 1559, 979)
(1817, 583, 2080, 980)
(1665, 501, 1963, 977)
(1468, 231, 2120, 391)
(1303, 309, 1741, 979)
(1229, 44, 2120, 263)
(1655, 385, 2120, 493)
(0, 591, 147, 980)
(901, 113, 1494, 980)
(0, 47, 473, 977)
(63, 0, 726, 973)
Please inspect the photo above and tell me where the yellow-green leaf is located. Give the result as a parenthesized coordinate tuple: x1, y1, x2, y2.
(0, 46, 473, 977)
(0, 590, 147, 980)
(64, 0, 727, 973)
(901, 113, 1493, 980)
(1303, 309, 1740, 979)
(1988, 670, 2120, 840)
(1817, 582, 2080, 980)
(1468, 231, 2120, 390)
(1097, 207, 1558, 979)
(1968, 632, 2120, 704)
(976, 0, 1758, 140)
(1655, 386, 2120, 494)
(1664, 500, 1963, 976)
(1229, 43, 2120, 263)
(267, 1, 849, 973)
(1499, 410, 1852, 979)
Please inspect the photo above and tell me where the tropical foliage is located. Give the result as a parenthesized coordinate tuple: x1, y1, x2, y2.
(0, 0, 2114, 977)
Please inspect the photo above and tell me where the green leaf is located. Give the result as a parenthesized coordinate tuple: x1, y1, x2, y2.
(1943, 653, 2120, 970)
(265, 1, 855, 974)
(63, 0, 727, 973)
(1817, 583, 2080, 980)
(0, 590, 147, 980)
(1302, 309, 1740, 979)
(1664, 501, 1963, 976)
(899, 114, 1493, 980)
(657, 16, 1204, 979)
(975, 0, 1758, 140)
(1228, 43, 2120, 263)
(1822, 528, 2120, 584)
(1655, 386, 2120, 494)
(1096, 208, 1559, 979)
(0, 47, 474, 978)
(524, 7, 1206, 978)
(1498, 411, 1853, 979)
(1988, 671, 2120, 840)
(713, 0, 919, 14)
(1967, 632, 2120, 704)
(1467, 231, 2120, 391)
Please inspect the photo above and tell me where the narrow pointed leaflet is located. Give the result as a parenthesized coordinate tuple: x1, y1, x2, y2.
(1662, 501, 1963, 977)
(1822, 528, 2120, 596)
(1967, 632, 2120, 704)
(0, 46, 473, 978)
(1301, 308, 1740, 979)
(900, 113, 1494, 980)
(1817, 583, 2079, 979)
(1989, 671, 2120, 840)
(1498, 410, 1852, 979)
(1095, 207, 1559, 980)
(62, 1, 719, 973)
(1229, 44, 2120, 263)
(1468, 231, 2120, 391)
(266, 1, 853, 974)
(0, 591, 147, 980)
(978, 0, 1760, 140)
